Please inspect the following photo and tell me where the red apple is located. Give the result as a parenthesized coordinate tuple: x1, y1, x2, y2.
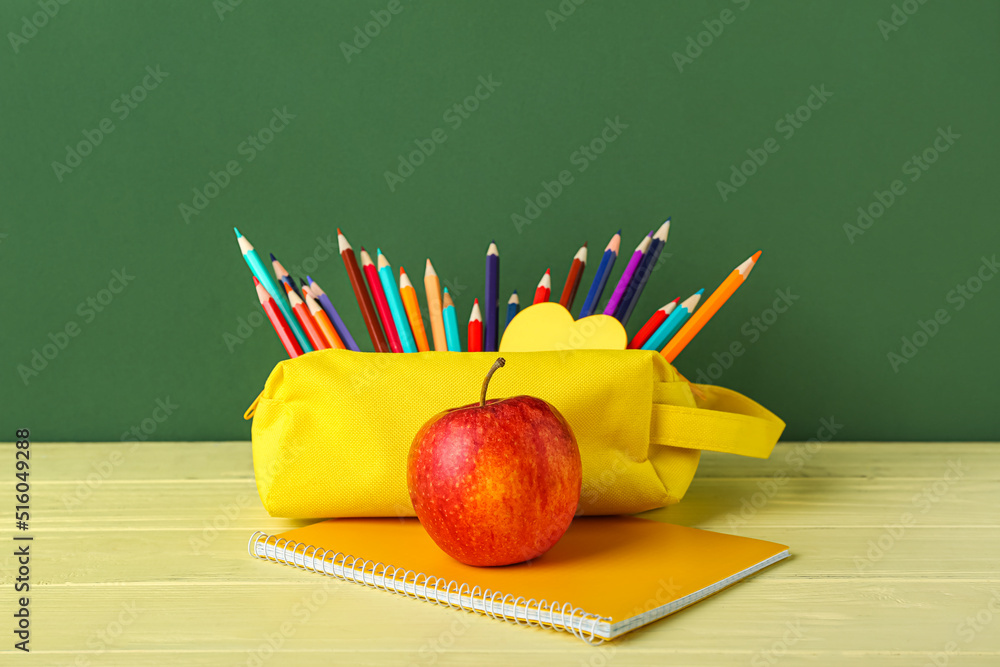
(407, 358, 582, 566)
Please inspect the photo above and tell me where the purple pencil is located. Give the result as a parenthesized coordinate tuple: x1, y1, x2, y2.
(603, 233, 652, 316)
(307, 276, 360, 352)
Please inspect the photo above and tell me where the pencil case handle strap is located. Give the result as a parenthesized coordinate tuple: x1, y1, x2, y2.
(650, 383, 785, 459)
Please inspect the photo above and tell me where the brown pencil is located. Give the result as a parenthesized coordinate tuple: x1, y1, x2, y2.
(338, 228, 389, 352)
(558, 243, 587, 310)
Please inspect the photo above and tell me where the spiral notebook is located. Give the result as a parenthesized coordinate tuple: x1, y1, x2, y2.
(248, 516, 789, 642)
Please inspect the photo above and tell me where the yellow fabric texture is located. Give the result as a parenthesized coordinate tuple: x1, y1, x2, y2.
(246, 349, 785, 518)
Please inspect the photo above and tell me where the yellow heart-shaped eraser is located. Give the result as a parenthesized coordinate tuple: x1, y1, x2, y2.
(498, 302, 628, 352)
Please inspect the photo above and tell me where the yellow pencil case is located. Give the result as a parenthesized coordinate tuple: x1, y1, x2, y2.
(244, 349, 785, 518)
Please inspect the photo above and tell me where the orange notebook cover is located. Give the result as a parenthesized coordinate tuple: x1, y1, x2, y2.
(249, 516, 789, 642)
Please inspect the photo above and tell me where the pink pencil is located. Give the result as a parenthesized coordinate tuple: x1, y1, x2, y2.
(603, 233, 652, 316)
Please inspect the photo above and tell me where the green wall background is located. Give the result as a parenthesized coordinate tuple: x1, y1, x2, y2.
(2, 0, 997, 442)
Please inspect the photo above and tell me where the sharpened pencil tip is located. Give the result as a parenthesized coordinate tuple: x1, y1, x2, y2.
(306, 276, 313, 284)
(751, 250, 762, 262)
(443, 287, 450, 294)
(337, 228, 342, 235)
(695, 289, 705, 295)
(269, 253, 277, 262)
(252, 276, 259, 285)
(234, 227, 241, 237)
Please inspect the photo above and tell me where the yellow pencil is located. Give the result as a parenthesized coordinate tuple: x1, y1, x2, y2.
(399, 266, 430, 352)
(424, 259, 447, 351)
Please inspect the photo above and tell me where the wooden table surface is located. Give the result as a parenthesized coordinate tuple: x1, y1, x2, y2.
(1, 442, 998, 666)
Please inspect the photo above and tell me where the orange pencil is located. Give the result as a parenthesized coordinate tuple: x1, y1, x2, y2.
(302, 285, 346, 350)
(284, 282, 328, 351)
(254, 277, 302, 358)
(468, 299, 483, 353)
(661, 251, 762, 362)
(533, 269, 551, 305)
(424, 259, 447, 351)
(360, 248, 402, 353)
(559, 243, 587, 310)
(399, 267, 430, 352)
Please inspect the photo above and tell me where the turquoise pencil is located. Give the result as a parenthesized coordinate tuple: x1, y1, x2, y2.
(442, 288, 462, 351)
(377, 250, 417, 353)
(235, 228, 314, 353)
(641, 290, 703, 351)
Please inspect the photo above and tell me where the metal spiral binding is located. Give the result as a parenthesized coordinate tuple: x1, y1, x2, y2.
(249, 531, 608, 644)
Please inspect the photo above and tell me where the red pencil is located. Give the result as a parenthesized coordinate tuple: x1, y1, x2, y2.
(284, 282, 329, 351)
(628, 299, 680, 349)
(559, 243, 587, 310)
(468, 299, 483, 352)
(254, 277, 302, 358)
(533, 269, 551, 305)
(361, 248, 402, 353)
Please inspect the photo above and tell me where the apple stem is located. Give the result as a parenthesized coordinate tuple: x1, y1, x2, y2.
(481, 357, 506, 407)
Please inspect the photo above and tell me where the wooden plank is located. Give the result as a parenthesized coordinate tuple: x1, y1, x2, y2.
(5, 476, 994, 529)
(2, 581, 998, 663)
(6, 441, 997, 481)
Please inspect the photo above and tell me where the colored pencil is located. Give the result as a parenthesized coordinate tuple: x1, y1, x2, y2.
(468, 299, 483, 353)
(235, 228, 313, 353)
(604, 233, 652, 317)
(642, 291, 703, 352)
(442, 288, 462, 352)
(484, 241, 499, 352)
(302, 285, 346, 350)
(377, 250, 417, 353)
(424, 259, 448, 351)
(338, 229, 389, 353)
(505, 290, 520, 328)
(306, 276, 360, 352)
(284, 282, 329, 350)
(661, 251, 761, 362)
(578, 230, 621, 318)
(628, 298, 680, 350)
(558, 243, 587, 310)
(399, 267, 430, 352)
(270, 254, 299, 298)
(254, 277, 302, 358)
(618, 219, 670, 325)
(533, 269, 551, 305)
(361, 248, 402, 353)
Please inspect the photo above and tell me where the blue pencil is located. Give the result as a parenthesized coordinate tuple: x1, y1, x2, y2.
(306, 276, 360, 352)
(578, 230, 621, 318)
(484, 241, 499, 352)
(235, 229, 313, 353)
(442, 288, 462, 351)
(641, 290, 703, 351)
(617, 219, 670, 325)
(505, 290, 520, 329)
(377, 250, 417, 353)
